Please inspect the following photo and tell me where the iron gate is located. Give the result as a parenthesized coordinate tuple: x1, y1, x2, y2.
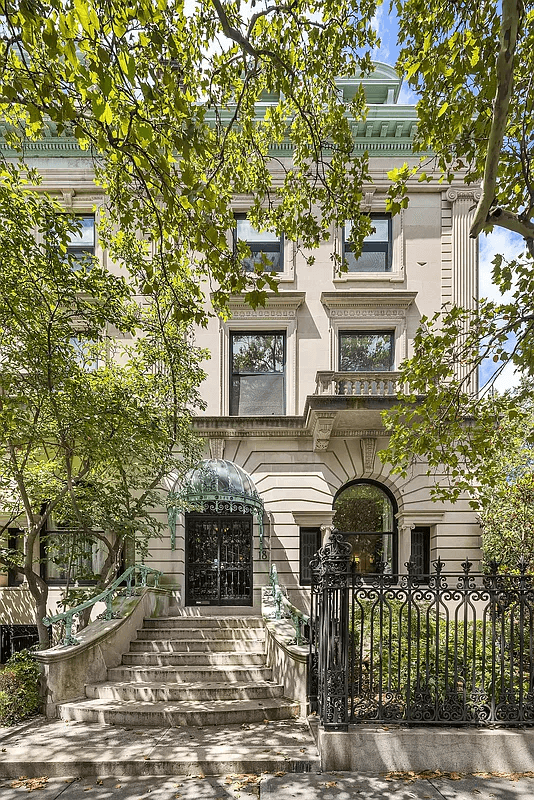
(309, 532, 534, 729)
(185, 514, 253, 606)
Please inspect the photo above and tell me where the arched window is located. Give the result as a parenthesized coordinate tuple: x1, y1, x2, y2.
(333, 480, 397, 574)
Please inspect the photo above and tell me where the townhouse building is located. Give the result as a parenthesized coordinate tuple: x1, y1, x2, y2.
(0, 62, 482, 654)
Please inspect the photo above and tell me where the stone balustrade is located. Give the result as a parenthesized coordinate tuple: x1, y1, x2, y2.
(315, 371, 401, 397)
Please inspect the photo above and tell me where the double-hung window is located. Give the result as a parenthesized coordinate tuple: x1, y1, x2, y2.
(230, 331, 285, 416)
(339, 331, 394, 372)
(235, 214, 283, 273)
(344, 213, 391, 272)
(67, 214, 95, 268)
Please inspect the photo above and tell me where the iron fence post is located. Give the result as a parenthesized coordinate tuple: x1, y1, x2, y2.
(312, 530, 352, 731)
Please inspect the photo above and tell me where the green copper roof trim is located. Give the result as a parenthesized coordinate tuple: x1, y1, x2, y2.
(167, 458, 266, 559)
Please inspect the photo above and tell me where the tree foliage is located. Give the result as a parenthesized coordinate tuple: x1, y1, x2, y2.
(382, 0, 534, 499)
(480, 472, 534, 570)
(0, 167, 204, 646)
(0, 0, 381, 320)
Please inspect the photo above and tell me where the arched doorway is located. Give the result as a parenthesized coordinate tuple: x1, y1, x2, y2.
(333, 479, 397, 574)
(180, 459, 264, 606)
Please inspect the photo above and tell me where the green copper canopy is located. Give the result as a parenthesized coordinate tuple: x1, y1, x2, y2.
(167, 459, 266, 558)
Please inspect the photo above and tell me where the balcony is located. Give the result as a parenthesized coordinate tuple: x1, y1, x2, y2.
(315, 371, 401, 398)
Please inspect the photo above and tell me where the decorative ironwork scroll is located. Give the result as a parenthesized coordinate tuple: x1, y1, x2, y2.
(310, 552, 534, 728)
(167, 460, 266, 557)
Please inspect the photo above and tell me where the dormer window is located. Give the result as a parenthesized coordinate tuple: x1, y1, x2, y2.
(235, 214, 283, 273)
(344, 214, 391, 272)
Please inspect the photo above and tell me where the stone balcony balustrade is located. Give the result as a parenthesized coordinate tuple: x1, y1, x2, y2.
(314, 370, 401, 398)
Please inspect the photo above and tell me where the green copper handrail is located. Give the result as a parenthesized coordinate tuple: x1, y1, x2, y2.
(43, 564, 162, 647)
(269, 564, 309, 646)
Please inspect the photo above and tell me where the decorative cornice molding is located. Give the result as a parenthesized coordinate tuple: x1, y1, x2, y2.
(293, 511, 335, 525)
(321, 291, 417, 313)
(333, 429, 388, 438)
(396, 510, 446, 525)
(224, 292, 305, 320)
(329, 308, 407, 319)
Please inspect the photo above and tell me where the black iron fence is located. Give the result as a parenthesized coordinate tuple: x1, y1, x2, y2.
(309, 532, 534, 729)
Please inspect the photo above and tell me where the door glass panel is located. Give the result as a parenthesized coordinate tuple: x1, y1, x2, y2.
(186, 515, 253, 605)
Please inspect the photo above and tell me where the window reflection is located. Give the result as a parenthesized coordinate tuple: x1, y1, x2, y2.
(333, 482, 396, 573)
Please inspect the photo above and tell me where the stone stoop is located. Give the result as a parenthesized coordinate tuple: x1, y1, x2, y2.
(57, 614, 301, 728)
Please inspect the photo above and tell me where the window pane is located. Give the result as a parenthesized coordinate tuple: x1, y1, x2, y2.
(411, 527, 430, 575)
(339, 332, 393, 371)
(345, 218, 389, 243)
(68, 215, 95, 249)
(231, 373, 284, 415)
(45, 531, 106, 583)
(236, 217, 283, 272)
(343, 533, 394, 573)
(333, 483, 393, 534)
(237, 218, 279, 243)
(333, 482, 396, 574)
(344, 215, 391, 272)
(230, 332, 285, 415)
(232, 333, 284, 373)
(243, 249, 282, 273)
(300, 527, 321, 585)
(345, 250, 388, 272)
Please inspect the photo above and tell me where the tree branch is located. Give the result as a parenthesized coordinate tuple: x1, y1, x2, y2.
(470, 0, 521, 239)
(487, 206, 534, 255)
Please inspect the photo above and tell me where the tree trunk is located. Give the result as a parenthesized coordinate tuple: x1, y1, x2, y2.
(34, 596, 51, 650)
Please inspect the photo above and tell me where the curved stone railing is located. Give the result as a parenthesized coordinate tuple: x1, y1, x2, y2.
(269, 564, 309, 646)
(315, 370, 401, 397)
(43, 564, 162, 646)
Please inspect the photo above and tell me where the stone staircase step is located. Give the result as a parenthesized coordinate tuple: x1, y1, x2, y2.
(85, 680, 285, 702)
(107, 664, 274, 683)
(143, 616, 264, 629)
(122, 651, 266, 666)
(0, 718, 319, 777)
(129, 638, 264, 653)
(58, 697, 300, 727)
(136, 627, 265, 641)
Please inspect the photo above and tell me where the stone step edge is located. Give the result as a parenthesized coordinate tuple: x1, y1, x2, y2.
(87, 680, 283, 690)
(59, 697, 298, 713)
(0, 756, 318, 778)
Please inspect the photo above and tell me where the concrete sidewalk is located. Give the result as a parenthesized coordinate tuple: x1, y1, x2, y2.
(1, 717, 533, 799)
(1, 772, 534, 799)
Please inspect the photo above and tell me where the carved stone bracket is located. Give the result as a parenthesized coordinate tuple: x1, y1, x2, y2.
(209, 438, 225, 460)
(61, 190, 75, 208)
(360, 437, 377, 473)
(310, 411, 336, 452)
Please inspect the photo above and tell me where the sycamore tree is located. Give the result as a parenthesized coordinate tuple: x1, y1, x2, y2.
(0, 167, 204, 647)
(0, 0, 382, 321)
(381, 0, 534, 504)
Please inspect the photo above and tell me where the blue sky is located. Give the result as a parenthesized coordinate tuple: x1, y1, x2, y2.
(373, 9, 524, 392)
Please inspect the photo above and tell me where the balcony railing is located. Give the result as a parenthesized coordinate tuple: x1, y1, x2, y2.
(315, 371, 401, 398)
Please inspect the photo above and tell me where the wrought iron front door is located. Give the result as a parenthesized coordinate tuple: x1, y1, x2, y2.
(185, 514, 253, 606)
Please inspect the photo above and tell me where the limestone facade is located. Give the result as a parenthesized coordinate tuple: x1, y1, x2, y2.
(0, 63, 482, 640)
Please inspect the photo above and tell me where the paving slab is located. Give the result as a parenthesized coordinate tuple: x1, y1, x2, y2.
(2, 773, 534, 800)
(0, 716, 318, 777)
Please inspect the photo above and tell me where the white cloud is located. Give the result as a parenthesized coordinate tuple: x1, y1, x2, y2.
(397, 82, 418, 105)
(479, 227, 523, 303)
(478, 228, 525, 393)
